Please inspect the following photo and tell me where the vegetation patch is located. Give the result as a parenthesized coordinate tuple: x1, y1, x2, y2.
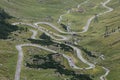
(26, 53, 92, 80)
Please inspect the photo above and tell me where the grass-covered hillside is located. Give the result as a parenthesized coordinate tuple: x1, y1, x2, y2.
(0, 0, 119, 80)
(79, 0, 120, 80)
(0, 0, 85, 21)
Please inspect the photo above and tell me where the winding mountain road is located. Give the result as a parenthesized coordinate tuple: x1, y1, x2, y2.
(15, 44, 57, 80)
(100, 67, 110, 80)
(67, 44, 95, 69)
(14, 30, 78, 80)
(29, 30, 37, 39)
(13, 0, 113, 80)
(57, 0, 89, 24)
(35, 0, 113, 34)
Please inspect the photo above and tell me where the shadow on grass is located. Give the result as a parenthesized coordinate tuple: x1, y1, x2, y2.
(28, 38, 73, 52)
(57, 43, 73, 52)
(0, 8, 19, 39)
(0, 21, 19, 39)
(28, 38, 54, 46)
(0, 8, 13, 20)
(26, 54, 92, 80)
(60, 23, 67, 31)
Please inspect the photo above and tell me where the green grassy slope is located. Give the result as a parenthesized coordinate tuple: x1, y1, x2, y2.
(0, 0, 84, 21)
(61, 0, 107, 31)
(0, 24, 34, 80)
(0, 0, 119, 80)
(79, 0, 120, 80)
